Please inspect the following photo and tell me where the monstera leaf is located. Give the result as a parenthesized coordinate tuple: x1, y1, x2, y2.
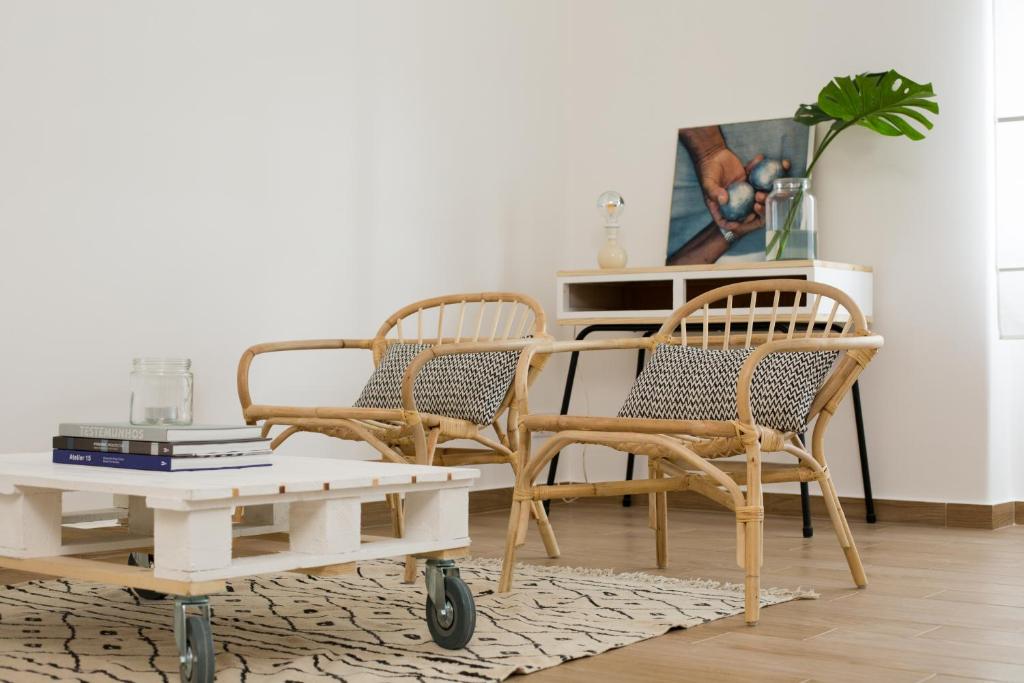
(770, 70, 938, 260)
(795, 70, 939, 141)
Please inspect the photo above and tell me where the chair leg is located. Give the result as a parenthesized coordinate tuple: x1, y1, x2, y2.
(387, 493, 404, 537)
(649, 458, 668, 568)
(403, 556, 418, 583)
(499, 500, 530, 592)
(648, 458, 657, 530)
(740, 434, 764, 626)
(530, 501, 561, 558)
(820, 473, 867, 587)
(515, 506, 529, 546)
(655, 490, 668, 569)
(743, 516, 763, 625)
(386, 494, 418, 584)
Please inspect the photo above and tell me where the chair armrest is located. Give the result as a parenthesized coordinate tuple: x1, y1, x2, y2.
(237, 339, 376, 415)
(245, 339, 375, 355)
(525, 337, 657, 355)
(735, 333, 885, 426)
(399, 338, 545, 414)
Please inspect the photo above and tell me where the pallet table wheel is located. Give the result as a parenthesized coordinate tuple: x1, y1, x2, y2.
(424, 558, 476, 649)
(127, 552, 168, 601)
(174, 595, 214, 683)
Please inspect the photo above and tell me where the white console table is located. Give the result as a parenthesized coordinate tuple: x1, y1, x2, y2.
(557, 260, 872, 325)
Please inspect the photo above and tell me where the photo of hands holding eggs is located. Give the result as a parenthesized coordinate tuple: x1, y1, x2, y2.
(667, 118, 811, 265)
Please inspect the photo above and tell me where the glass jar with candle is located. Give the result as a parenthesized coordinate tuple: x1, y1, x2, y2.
(130, 358, 193, 425)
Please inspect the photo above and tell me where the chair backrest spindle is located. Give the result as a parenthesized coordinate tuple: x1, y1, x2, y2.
(767, 290, 781, 341)
(472, 300, 485, 341)
(702, 303, 710, 349)
(489, 300, 503, 341)
(501, 304, 516, 339)
(805, 294, 821, 338)
(517, 308, 532, 338)
(722, 295, 733, 350)
(455, 300, 467, 343)
(786, 298, 800, 339)
(744, 291, 757, 348)
(823, 299, 839, 337)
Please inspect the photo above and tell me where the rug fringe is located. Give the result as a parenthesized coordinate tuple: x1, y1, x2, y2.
(465, 556, 819, 600)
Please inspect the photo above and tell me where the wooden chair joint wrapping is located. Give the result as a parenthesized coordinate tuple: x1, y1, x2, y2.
(732, 421, 787, 453)
(735, 506, 765, 523)
(847, 348, 873, 368)
(512, 487, 533, 502)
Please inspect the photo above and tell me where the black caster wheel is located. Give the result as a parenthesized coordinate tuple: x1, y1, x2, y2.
(127, 552, 168, 601)
(426, 575, 476, 650)
(179, 614, 214, 683)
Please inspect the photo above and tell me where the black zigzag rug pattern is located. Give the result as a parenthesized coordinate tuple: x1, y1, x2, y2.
(0, 559, 812, 682)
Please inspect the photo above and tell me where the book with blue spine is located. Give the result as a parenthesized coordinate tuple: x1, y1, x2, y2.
(53, 449, 273, 472)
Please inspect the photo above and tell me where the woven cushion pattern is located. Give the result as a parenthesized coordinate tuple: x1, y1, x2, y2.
(618, 344, 838, 433)
(354, 343, 520, 425)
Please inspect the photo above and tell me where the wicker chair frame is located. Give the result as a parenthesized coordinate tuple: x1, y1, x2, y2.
(237, 292, 560, 581)
(499, 279, 883, 624)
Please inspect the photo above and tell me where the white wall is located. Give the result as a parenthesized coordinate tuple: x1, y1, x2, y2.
(544, 0, 1001, 503)
(990, 0, 1024, 503)
(348, 0, 568, 488)
(0, 1, 567, 497)
(1, 1, 1010, 505)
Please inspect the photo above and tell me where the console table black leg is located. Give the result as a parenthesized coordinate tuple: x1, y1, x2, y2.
(622, 453, 635, 507)
(851, 380, 877, 523)
(800, 482, 813, 538)
(543, 345, 584, 514)
(796, 432, 813, 538)
(622, 341, 650, 507)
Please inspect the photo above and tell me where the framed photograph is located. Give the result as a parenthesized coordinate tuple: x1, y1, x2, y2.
(666, 117, 812, 265)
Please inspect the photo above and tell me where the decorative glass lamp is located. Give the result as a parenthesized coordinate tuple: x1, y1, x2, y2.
(596, 190, 627, 269)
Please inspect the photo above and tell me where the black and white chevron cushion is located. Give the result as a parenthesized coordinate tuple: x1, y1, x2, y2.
(618, 344, 838, 433)
(354, 343, 520, 425)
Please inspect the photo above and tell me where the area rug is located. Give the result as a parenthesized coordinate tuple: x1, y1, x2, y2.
(0, 559, 813, 682)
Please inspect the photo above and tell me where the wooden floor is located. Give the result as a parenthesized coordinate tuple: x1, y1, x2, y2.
(467, 500, 1024, 683)
(0, 501, 1021, 682)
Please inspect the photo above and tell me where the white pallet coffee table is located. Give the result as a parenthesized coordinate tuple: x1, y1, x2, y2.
(0, 453, 480, 682)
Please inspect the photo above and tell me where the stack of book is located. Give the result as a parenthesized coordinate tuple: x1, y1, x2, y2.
(53, 422, 273, 472)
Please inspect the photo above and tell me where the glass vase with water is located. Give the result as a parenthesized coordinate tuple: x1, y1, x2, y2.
(765, 177, 816, 261)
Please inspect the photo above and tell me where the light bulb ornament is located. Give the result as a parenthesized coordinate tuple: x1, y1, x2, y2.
(596, 191, 627, 269)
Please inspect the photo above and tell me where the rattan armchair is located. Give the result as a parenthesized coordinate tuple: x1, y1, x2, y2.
(238, 292, 560, 581)
(499, 279, 883, 624)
